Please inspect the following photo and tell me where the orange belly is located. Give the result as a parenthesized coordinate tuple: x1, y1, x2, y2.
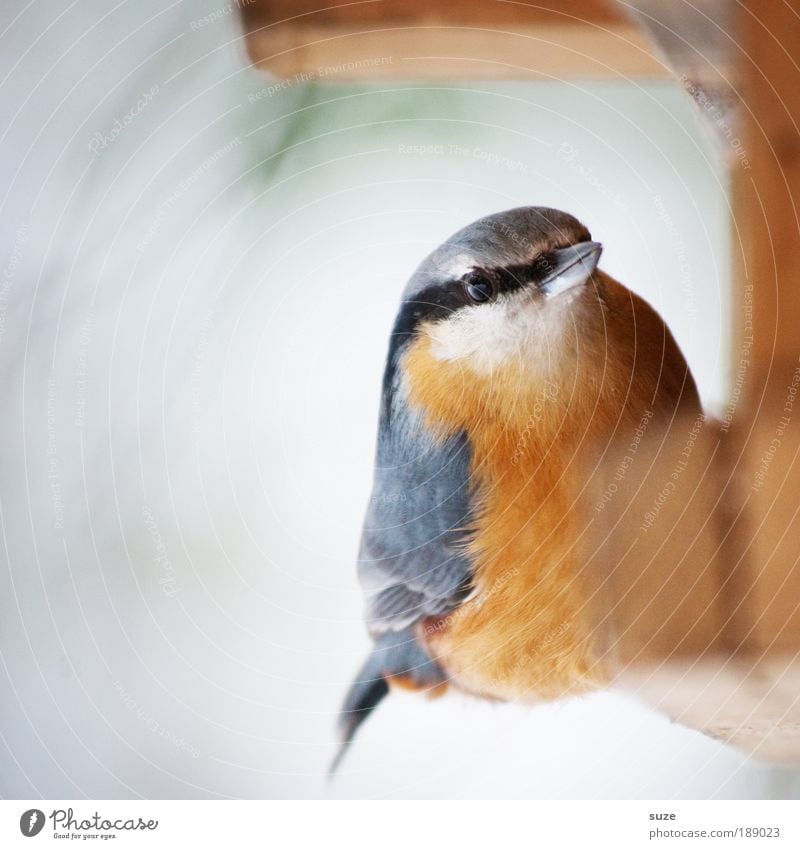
(420, 469, 607, 703)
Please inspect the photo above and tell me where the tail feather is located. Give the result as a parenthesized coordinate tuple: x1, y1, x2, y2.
(330, 628, 444, 775)
(329, 658, 389, 776)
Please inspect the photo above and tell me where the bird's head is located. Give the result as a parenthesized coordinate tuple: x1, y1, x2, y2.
(388, 206, 697, 440)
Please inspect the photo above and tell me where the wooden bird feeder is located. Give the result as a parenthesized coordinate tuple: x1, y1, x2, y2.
(239, 0, 800, 763)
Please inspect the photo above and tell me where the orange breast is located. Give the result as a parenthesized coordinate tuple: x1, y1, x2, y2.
(403, 333, 608, 702)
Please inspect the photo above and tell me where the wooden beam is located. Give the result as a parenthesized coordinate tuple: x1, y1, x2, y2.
(240, 0, 670, 81)
(244, 0, 621, 27)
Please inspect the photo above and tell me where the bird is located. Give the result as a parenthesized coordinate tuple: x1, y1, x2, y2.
(333, 205, 701, 771)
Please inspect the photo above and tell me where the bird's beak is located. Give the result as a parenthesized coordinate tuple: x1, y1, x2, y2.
(540, 240, 603, 297)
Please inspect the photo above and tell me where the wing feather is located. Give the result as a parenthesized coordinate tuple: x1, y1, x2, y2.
(357, 403, 474, 633)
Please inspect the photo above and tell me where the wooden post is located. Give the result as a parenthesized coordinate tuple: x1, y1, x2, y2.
(734, 0, 800, 410)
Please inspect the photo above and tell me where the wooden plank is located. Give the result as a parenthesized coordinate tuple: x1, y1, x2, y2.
(620, 658, 800, 764)
(243, 0, 623, 29)
(240, 0, 670, 80)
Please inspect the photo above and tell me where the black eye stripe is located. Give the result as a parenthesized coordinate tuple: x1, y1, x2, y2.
(463, 271, 496, 303)
(459, 258, 551, 302)
(389, 252, 562, 359)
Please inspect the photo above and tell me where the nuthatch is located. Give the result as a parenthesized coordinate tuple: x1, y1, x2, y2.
(334, 206, 700, 770)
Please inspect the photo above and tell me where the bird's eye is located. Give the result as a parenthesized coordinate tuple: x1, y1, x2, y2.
(463, 272, 496, 304)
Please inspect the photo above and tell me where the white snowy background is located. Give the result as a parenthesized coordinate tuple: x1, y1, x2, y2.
(1, 0, 795, 799)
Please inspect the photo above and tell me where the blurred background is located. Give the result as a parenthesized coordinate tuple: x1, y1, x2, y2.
(2, 0, 793, 799)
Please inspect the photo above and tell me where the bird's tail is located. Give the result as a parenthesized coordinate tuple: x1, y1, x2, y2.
(330, 628, 445, 775)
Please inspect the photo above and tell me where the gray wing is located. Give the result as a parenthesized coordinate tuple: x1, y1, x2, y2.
(357, 403, 475, 634)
